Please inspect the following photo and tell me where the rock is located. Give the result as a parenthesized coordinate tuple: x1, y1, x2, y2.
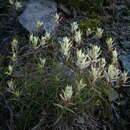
(58, 4, 71, 16)
(120, 40, 130, 49)
(111, 89, 119, 102)
(119, 53, 130, 75)
(18, 0, 58, 34)
(0, 0, 6, 9)
(122, 16, 130, 22)
(51, 62, 76, 84)
(124, 0, 130, 8)
(0, 94, 14, 130)
(115, 4, 126, 11)
(54, 62, 74, 77)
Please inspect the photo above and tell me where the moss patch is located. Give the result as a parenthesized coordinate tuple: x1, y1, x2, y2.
(79, 18, 102, 32)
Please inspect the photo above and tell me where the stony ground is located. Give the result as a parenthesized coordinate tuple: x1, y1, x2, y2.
(0, 0, 130, 130)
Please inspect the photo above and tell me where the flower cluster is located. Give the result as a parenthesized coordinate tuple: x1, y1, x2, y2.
(74, 30, 82, 44)
(29, 34, 39, 49)
(106, 37, 114, 51)
(96, 28, 103, 39)
(76, 50, 90, 70)
(71, 22, 82, 45)
(38, 58, 46, 70)
(60, 37, 72, 60)
(105, 64, 120, 83)
(35, 21, 44, 32)
(88, 45, 101, 61)
(60, 85, 73, 102)
(71, 22, 78, 33)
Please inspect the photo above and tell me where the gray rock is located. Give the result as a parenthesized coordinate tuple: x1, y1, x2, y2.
(115, 4, 126, 11)
(122, 16, 130, 22)
(51, 62, 76, 83)
(111, 89, 119, 102)
(120, 40, 130, 49)
(18, 0, 58, 34)
(124, 0, 130, 8)
(58, 4, 71, 16)
(119, 53, 130, 75)
(54, 62, 74, 77)
(0, 0, 5, 9)
(0, 95, 14, 130)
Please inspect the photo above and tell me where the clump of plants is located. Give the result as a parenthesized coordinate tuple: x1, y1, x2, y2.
(4, 21, 128, 130)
